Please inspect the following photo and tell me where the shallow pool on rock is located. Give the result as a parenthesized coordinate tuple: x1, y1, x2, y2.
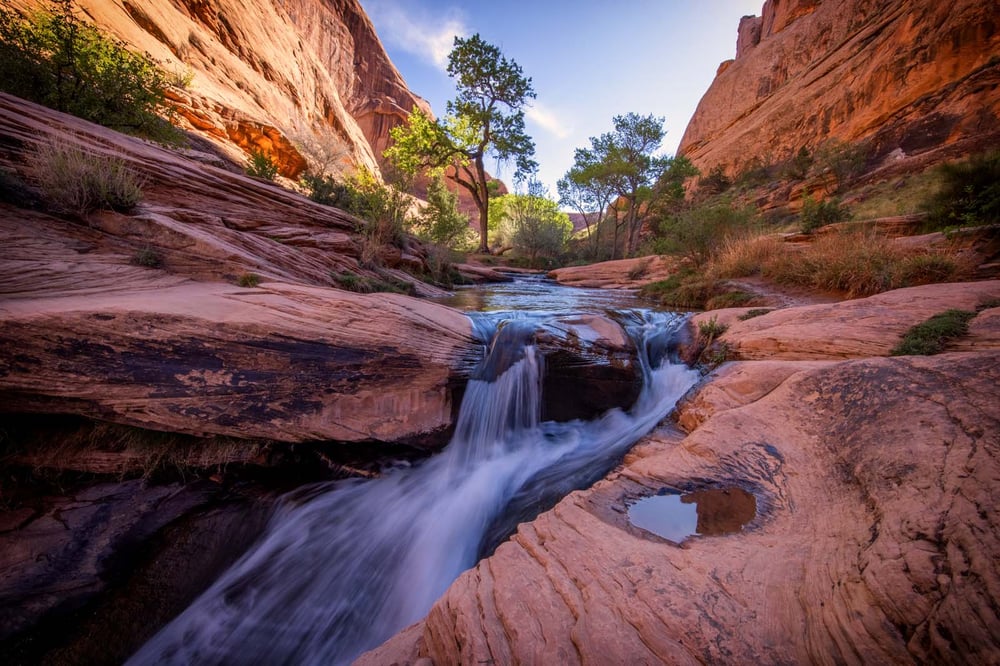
(628, 487, 757, 542)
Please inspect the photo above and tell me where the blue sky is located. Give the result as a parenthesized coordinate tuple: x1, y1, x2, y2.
(360, 1, 764, 195)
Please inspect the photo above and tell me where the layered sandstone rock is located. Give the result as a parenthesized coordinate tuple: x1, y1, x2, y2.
(7, 0, 429, 177)
(0, 93, 476, 444)
(679, 0, 1000, 178)
(361, 289, 1000, 665)
(548, 255, 680, 289)
(695, 280, 1000, 360)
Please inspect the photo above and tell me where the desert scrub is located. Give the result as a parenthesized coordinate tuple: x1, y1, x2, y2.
(890, 309, 975, 356)
(28, 140, 144, 216)
(246, 149, 279, 180)
(698, 316, 728, 341)
(800, 194, 850, 233)
(132, 246, 163, 268)
(331, 271, 415, 295)
(0, 0, 180, 142)
(238, 273, 261, 287)
(921, 151, 1000, 230)
(738, 308, 773, 321)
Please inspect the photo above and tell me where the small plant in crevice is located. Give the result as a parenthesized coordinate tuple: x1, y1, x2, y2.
(27, 140, 144, 216)
(330, 270, 415, 295)
(738, 308, 773, 321)
(698, 316, 728, 344)
(890, 309, 975, 356)
(237, 272, 261, 287)
(246, 149, 279, 180)
(131, 246, 163, 268)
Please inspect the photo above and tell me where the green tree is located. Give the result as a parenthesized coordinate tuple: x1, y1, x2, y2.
(557, 146, 618, 259)
(386, 34, 537, 253)
(418, 174, 471, 248)
(491, 182, 571, 266)
(0, 0, 177, 141)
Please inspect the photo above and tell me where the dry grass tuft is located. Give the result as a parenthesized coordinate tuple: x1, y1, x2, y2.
(26, 140, 144, 216)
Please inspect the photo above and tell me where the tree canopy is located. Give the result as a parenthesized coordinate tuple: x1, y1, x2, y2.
(385, 34, 537, 253)
(490, 182, 571, 266)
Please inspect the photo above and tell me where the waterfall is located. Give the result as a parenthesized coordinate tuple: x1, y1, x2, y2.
(127, 311, 698, 666)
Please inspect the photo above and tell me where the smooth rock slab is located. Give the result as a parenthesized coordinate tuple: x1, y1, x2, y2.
(359, 351, 1000, 664)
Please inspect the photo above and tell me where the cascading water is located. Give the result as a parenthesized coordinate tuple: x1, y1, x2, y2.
(127, 304, 698, 666)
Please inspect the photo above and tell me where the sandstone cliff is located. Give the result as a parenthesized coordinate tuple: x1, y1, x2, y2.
(679, 0, 1000, 178)
(7, 0, 429, 178)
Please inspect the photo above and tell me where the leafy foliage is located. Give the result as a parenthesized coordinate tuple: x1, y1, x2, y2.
(237, 273, 261, 287)
(921, 151, 1000, 229)
(655, 201, 755, 267)
(698, 165, 731, 195)
(330, 271, 415, 295)
(816, 139, 867, 191)
(0, 0, 179, 142)
(386, 34, 536, 252)
(245, 149, 279, 180)
(490, 182, 572, 266)
(890, 309, 975, 356)
(416, 175, 472, 249)
(800, 194, 850, 232)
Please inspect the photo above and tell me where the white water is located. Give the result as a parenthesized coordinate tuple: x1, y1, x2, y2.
(128, 310, 698, 666)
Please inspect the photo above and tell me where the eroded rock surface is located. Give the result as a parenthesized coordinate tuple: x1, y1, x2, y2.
(697, 280, 1000, 360)
(548, 255, 679, 289)
(361, 349, 1000, 665)
(361, 278, 1000, 665)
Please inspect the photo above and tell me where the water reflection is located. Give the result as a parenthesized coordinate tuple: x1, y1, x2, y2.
(628, 487, 757, 542)
(434, 274, 651, 314)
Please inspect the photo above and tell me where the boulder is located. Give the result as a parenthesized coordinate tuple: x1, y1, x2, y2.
(536, 314, 642, 421)
(548, 255, 679, 289)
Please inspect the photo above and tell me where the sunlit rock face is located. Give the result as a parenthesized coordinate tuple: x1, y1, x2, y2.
(7, 0, 430, 177)
(0, 93, 475, 445)
(679, 0, 1000, 179)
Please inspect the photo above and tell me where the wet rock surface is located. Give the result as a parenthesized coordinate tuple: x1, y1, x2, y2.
(361, 284, 1000, 665)
(0, 478, 272, 664)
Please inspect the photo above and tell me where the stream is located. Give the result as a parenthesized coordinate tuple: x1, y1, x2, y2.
(127, 276, 699, 665)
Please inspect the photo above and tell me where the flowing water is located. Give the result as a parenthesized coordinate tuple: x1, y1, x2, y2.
(128, 276, 698, 665)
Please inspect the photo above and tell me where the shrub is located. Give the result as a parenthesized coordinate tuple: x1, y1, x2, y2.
(330, 271, 415, 295)
(246, 149, 279, 180)
(782, 146, 813, 181)
(921, 151, 1000, 230)
(800, 194, 850, 232)
(816, 139, 868, 191)
(738, 308, 773, 321)
(627, 261, 650, 281)
(237, 272, 261, 287)
(132, 246, 163, 268)
(417, 174, 471, 249)
(698, 165, 731, 195)
(656, 201, 754, 267)
(301, 172, 351, 207)
(0, 0, 179, 142)
(890, 309, 975, 356)
(28, 140, 144, 216)
(697, 316, 728, 343)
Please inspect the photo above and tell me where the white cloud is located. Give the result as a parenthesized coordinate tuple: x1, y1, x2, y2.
(364, 1, 469, 70)
(526, 103, 572, 139)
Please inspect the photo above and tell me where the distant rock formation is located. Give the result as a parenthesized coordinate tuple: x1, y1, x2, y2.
(7, 0, 430, 178)
(679, 0, 1000, 178)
